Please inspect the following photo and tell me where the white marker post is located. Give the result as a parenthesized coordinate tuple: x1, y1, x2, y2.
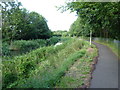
(90, 30, 92, 46)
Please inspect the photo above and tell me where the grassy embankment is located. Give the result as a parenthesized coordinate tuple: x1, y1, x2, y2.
(55, 42, 97, 88)
(2, 37, 98, 88)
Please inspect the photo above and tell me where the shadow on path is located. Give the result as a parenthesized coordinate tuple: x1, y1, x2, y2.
(90, 42, 119, 88)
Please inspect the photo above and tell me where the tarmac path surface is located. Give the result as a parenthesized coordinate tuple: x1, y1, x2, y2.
(90, 42, 119, 88)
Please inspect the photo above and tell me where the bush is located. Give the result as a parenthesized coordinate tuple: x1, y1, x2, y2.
(60, 37, 71, 42)
(3, 37, 61, 57)
(34, 39, 47, 47)
(9, 40, 40, 52)
(2, 42, 11, 56)
(3, 73, 17, 88)
(46, 36, 60, 45)
(3, 36, 65, 57)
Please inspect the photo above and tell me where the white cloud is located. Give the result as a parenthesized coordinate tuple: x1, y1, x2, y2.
(18, 0, 77, 31)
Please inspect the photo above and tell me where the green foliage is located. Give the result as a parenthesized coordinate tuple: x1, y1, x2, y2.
(53, 30, 68, 37)
(3, 37, 61, 57)
(69, 17, 90, 37)
(2, 2, 22, 41)
(2, 38, 72, 88)
(46, 36, 61, 45)
(9, 40, 40, 51)
(2, 38, 91, 88)
(2, 39, 46, 56)
(56, 44, 97, 88)
(15, 39, 87, 88)
(2, 2, 52, 41)
(2, 43, 11, 56)
(60, 37, 71, 42)
(94, 38, 119, 58)
(3, 73, 17, 88)
(34, 39, 47, 47)
(62, 2, 120, 40)
(21, 11, 52, 40)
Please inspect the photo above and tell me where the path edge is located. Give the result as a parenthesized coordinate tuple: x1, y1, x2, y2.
(87, 42, 99, 88)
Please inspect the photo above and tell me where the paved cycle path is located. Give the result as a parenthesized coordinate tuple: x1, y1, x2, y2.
(90, 42, 119, 88)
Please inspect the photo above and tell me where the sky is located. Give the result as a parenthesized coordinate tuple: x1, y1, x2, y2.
(18, 0, 77, 31)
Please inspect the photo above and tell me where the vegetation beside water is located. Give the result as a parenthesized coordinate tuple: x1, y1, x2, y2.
(2, 37, 98, 88)
(2, 36, 61, 57)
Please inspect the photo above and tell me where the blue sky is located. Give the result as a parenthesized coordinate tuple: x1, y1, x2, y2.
(18, 0, 77, 31)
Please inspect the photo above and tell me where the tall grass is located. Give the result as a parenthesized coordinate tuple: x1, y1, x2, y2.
(55, 44, 98, 88)
(2, 39, 72, 87)
(2, 38, 91, 88)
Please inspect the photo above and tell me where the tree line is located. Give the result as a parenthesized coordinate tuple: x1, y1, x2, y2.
(62, 2, 120, 40)
(1, 2, 52, 42)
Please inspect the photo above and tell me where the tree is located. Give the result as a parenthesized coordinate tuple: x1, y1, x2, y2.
(2, 2, 52, 42)
(19, 11, 52, 40)
(2, 2, 22, 41)
(60, 2, 120, 40)
(69, 17, 90, 37)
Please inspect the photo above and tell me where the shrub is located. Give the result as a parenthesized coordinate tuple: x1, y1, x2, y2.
(2, 42, 11, 56)
(34, 39, 47, 47)
(9, 40, 40, 52)
(3, 36, 68, 57)
(3, 37, 61, 57)
(60, 37, 71, 42)
(3, 73, 17, 88)
(46, 36, 60, 45)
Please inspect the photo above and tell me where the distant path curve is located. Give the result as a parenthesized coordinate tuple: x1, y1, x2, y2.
(90, 42, 119, 88)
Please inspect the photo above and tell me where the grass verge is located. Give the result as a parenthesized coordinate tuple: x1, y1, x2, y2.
(94, 40, 119, 59)
(55, 44, 98, 88)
